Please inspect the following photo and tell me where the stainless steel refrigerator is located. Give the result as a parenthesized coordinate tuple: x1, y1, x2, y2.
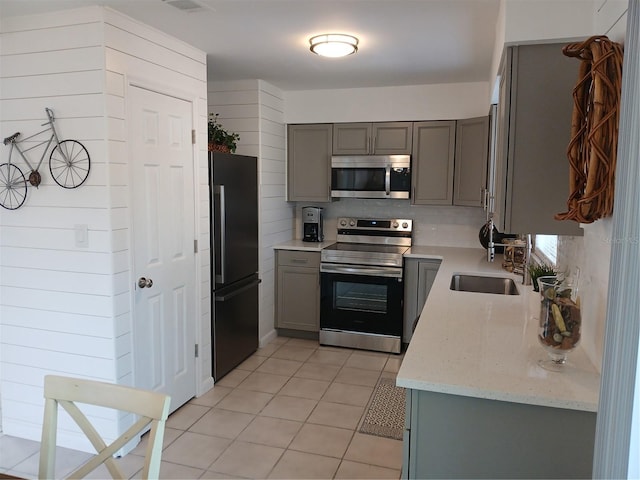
(209, 152, 260, 381)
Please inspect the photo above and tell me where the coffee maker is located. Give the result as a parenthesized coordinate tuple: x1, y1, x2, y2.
(302, 206, 324, 242)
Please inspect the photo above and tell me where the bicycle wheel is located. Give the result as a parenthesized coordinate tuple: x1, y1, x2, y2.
(0, 163, 28, 210)
(49, 139, 91, 189)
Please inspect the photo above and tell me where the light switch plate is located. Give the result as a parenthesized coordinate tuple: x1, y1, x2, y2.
(75, 224, 88, 248)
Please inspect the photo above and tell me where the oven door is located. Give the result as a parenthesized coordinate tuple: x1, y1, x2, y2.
(319, 263, 404, 337)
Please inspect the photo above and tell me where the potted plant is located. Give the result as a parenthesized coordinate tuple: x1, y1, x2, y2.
(208, 113, 240, 153)
(528, 261, 558, 292)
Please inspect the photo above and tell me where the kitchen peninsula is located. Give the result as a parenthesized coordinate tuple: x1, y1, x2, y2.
(397, 246, 600, 479)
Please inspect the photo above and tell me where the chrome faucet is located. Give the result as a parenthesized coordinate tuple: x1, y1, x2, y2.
(486, 215, 532, 285)
(512, 236, 532, 286)
(486, 214, 504, 262)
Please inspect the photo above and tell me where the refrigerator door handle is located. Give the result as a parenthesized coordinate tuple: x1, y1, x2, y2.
(215, 278, 261, 302)
(213, 184, 226, 284)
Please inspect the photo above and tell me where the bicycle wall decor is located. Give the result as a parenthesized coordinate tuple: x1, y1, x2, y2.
(1, 108, 91, 210)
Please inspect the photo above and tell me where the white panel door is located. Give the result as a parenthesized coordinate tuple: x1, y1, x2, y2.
(130, 85, 196, 412)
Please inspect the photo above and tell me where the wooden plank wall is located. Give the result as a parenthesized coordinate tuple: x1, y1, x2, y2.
(208, 79, 291, 344)
(0, 6, 208, 451)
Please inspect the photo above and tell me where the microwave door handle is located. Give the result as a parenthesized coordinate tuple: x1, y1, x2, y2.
(385, 166, 391, 196)
(213, 184, 226, 284)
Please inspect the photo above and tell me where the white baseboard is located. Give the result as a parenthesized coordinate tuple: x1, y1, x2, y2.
(260, 329, 278, 347)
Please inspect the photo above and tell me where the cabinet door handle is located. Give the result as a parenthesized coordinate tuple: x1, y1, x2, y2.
(291, 258, 308, 264)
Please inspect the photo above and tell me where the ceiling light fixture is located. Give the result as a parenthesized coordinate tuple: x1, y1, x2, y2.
(309, 34, 359, 58)
(161, 0, 204, 12)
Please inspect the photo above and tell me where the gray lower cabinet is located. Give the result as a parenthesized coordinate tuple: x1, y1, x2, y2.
(402, 389, 596, 479)
(454, 116, 489, 207)
(411, 121, 456, 205)
(403, 258, 441, 344)
(333, 122, 413, 155)
(494, 43, 582, 235)
(287, 124, 332, 202)
(275, 250, 320, 332)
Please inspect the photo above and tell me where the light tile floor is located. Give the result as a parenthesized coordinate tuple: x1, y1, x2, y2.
(0, 336, 404, 479)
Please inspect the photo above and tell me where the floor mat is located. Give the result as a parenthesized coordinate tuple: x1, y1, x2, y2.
(358, 376, 406, 440)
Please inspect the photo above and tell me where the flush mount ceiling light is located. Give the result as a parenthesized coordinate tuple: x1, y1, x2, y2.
(309, 34, 359, 58)
(161, 0, 205, 12)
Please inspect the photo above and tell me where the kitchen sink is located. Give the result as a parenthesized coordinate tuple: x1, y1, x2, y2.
(450, 274, 519, 295)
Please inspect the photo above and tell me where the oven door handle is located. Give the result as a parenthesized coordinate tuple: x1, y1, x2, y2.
(320, 263, 403, 278)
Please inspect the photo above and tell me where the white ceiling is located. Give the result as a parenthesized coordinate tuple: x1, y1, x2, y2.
(0, 0, 501, 91)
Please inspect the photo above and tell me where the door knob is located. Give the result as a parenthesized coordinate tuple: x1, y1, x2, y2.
(138, 277, 153, 288)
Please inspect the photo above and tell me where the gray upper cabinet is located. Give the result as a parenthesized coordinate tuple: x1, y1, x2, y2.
(287, 124, 332, 202)
(454, 116, 489, 207)
(333, 122, 413, 155)
(288, 119, 489, 207)
(495, 43, 582, 235)
(411, 121, 456, 205)
(333, 123, 371, 154)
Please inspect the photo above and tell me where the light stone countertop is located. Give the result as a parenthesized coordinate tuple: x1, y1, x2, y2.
(273, 239, 336, 251)
(397, 246, 600, 412)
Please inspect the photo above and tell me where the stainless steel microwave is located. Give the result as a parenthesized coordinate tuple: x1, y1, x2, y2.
(330, 155, 411, 199)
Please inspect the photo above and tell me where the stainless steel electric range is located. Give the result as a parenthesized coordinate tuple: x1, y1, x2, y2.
(319, 217, 412, 354)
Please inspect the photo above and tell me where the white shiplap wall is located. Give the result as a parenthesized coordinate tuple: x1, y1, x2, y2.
(0, 6, 209, 451)
(208, 79, 291, 345)
(0, 8, 113, 446)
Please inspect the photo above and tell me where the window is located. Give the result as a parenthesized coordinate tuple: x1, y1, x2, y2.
(535, 234, 558, 265)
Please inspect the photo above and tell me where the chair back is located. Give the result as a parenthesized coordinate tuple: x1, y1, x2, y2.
(39, 375, 171, 479)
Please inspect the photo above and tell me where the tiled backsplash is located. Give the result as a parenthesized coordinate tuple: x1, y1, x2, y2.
(529, 222, 610, 373)
(556, 220, 612, 373)
(294, 199, 486, 248)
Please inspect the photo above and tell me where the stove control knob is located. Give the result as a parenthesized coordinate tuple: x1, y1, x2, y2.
(392, 221, 399, 228)
(402, 222, 409, 229)
(340, 219, 347, 227)
(349, 219, 356, 226)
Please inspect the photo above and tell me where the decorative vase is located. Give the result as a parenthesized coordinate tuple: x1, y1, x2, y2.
(537, 276, 581, 371)
(208, 143, 230, 153)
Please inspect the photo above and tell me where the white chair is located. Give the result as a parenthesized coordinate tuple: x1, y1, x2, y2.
(39, 375, 171, 479)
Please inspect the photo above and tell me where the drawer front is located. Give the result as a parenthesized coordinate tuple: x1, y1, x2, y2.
(277, 250, 320, 268)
